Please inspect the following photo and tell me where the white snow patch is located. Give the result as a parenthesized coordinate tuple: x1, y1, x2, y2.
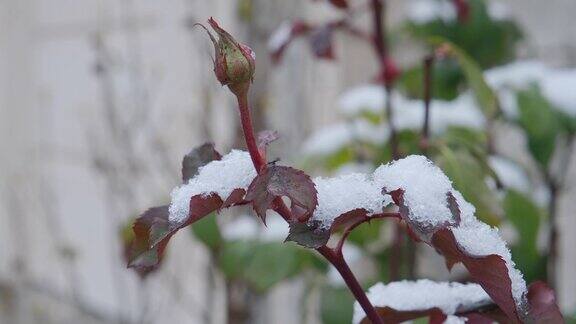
(302, 120, 389, 156)
(484, 60, 548, 90)
(338, 88, 484, 133)
(352, 279, 491, 324)
(407, 0, 457, 24)
(487, 0, 511, 20)
(168, 150, 256, 224)
(541, 68, 576, 117)
(268, 21, 293, 52)
(221, 215, 289, 241)
(311, 173, 392, 229)
(338, 84, 386, 116)
(374, 155, 455, 231)
(488, 156, 530, 194)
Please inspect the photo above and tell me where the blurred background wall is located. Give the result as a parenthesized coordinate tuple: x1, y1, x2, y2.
(0, 0, 575, 323)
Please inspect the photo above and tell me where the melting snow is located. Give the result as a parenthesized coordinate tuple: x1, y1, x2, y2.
(168, 150, 256, 224)
(352, 279, 491, 324)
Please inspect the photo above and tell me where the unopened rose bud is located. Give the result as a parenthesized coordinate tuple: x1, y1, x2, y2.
(196, 18, 255, 95)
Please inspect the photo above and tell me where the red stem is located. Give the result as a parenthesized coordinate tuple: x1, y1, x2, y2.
(236, 91, 266, 173)
(234, 88, 383, 323)
(318, 247, 384, 324)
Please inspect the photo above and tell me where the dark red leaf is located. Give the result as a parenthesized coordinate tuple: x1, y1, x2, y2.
(285, 220, 329, 248)
(360, 307, 446, 324)
(246, 166, 317, 223)
(308, 25, 335, 60)
(328, 0, 348, 9)
(431, 229, 522, 323)
(526, 281, 564, 323)
(128, 206, 172, 273)
(121, 218, 157, 279)
(129, 190, 246, 273)
(181, 143, 222, 182)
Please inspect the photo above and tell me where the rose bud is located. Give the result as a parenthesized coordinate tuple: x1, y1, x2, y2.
(196, 17, 256, 95)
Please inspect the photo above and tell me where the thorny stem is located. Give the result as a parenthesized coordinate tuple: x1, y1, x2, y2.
(235, 85, 384, 324)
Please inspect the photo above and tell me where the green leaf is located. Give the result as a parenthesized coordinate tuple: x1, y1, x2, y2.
(347, 221, 383, 246)
(517, 87, 560, 169)
(504, 190, 545, 282)
(285, 220, 330, 249)
(219, 241, 320, 292)
(436, 147, 502, 225)
(429, 38, 500, 119)
(325, 147, 355, 171)
(190, 212, 222, 251)
(320, 286, 354, 324)
(406, 0, 522, 68)
(442, 126, 487, 152)
(398, 60, 463, 101)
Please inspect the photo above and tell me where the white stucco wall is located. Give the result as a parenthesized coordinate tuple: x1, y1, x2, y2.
(1, 0, 575, 323)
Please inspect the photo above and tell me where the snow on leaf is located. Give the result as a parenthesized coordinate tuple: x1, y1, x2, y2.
(181, 143, 222, 182)
(285, 220, 330, 248)
(353, 279, 492, 324)
(246, 165, 317, 223)
(371, 155, 549, 322)
(310, 173, 392, 230)
(432, 228, 523, 322)
(375, 155, 457, 238)
(129, 150, 257, 273)
(169, 150, 256, 224)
